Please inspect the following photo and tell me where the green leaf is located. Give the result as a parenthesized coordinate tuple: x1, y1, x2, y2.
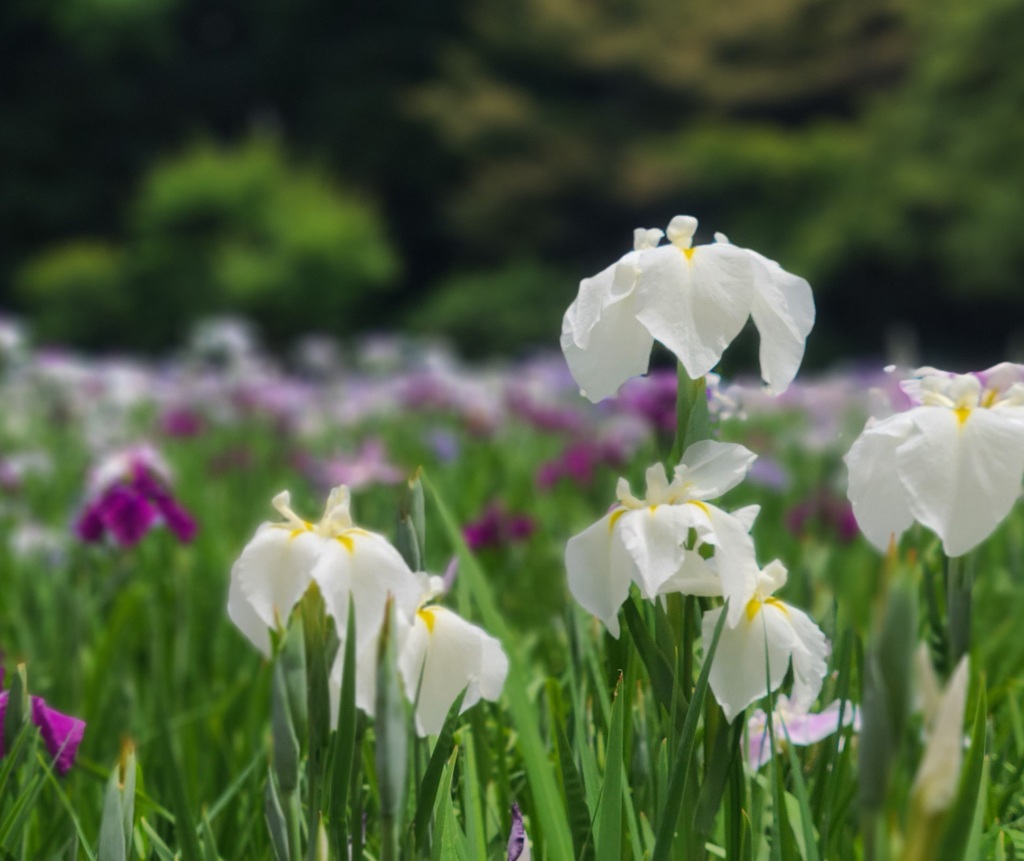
(413, 689, 467, 851)
(265, 773, 291, 861)
(597, 673, 625, 859)
(783, 731, 820, 861)
(552, 697, 596, 861)
(396, 469, 427, 571)
(328, 601, 359, 855)
(651, 601, 728, 861)
(623, 598, 677, 714)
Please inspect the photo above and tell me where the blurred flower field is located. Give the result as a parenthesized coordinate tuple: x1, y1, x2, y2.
(2, 297, 1024, 859)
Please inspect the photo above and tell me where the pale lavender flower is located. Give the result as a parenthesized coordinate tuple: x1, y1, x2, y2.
(746, 694, 859, 770)
(313, 439, 404, 491)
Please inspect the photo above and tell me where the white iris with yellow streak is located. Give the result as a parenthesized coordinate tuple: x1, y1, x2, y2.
(565, 440, 762, 637)
(846, 363, 1024, 557)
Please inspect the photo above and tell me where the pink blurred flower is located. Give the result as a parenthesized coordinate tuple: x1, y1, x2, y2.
(312, 439, 404, 491)
(536, 440, 627, 490)
(787, 490, 858, 543)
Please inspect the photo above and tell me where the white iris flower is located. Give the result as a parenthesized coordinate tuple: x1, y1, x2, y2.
(703, 560, 829, 724)
(565, 440, 761, 637)
(560, 215, 814, 402)
(227, 486, 428, 656)
(845, 363, 1024, 557)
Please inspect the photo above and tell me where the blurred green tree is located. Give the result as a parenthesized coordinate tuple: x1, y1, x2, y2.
(18, 138, 399, 349)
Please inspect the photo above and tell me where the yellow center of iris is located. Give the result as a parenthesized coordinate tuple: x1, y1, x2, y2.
(745, 596, 789, 621)
(683, 248, 695, 261)
(954, 406, 971, 426)
(418, 608, 436, 632)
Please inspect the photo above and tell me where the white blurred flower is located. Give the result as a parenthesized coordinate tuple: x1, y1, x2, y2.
(912, 657, 969, 815)
(845, 363, 1024, 557)
(703, 560, 829, 724)
(565, 440, 761, 636)
(560, 216, 814, 402)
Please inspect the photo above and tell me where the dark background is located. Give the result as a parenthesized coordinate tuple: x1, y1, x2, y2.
(3, 0, 1023, 371)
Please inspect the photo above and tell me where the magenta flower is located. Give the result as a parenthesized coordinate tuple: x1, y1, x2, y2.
(75, 446, 196, 547)
(0, 690, 85, 776)
(463, 503, 535, 551)
(536, 440, 627, 490)
(786, 490, 858, 543)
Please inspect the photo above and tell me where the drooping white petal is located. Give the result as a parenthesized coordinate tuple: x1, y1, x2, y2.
(565, 510, 635, 637)
(898, 406, 1024, 556)
(844, 412, 917, 551)
(747, 250, 815, 395)
(704, 602, 797, 724)
(634, 243, 755, 379)
(781, 603, 829, 711)
(230, 524, 320, 640)
(676, 440, 757, 499)
(398, 607, 509, 736)
(617, 504, 703, 598)
(703, 506, 760, 629)
(656, 549, 722, 597)
(227, 569, 273, 655)
(560, 287, 654, 403)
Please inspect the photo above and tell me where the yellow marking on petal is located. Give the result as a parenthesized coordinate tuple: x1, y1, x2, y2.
(608, 508, 626, 532)
(418, 608, 436, 632)
(745, 598, 762, 621)
(954, 407, 971, 426)
(289, 525, 311, 540)
(687, 500, 710, 516)
(982, 389, 998, 408)
(683, 247, 695, 260)
(765, 597, 789, 616)
(337, 534, 355, 553)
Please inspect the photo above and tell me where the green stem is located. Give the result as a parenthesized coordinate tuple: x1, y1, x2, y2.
(668, 363, 712, 466)
(946, 553, 974, 667)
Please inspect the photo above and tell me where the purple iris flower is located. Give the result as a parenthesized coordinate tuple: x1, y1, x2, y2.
(507, 803, 530, 860)
(75, 446, 196, 547)
(0, 690, 85, 776)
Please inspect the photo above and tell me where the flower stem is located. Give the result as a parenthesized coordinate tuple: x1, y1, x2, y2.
(946, 553, 974, 667)
(669, 363, 711, 466)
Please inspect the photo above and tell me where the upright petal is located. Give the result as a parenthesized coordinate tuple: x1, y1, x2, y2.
(898, 406, 1024, 556)
(844, 412, 917, 552)
(561, 290, 654, 403)
(656, 550, 722, 597)
(565, 511, 634, 637)
(676, 440, 757, 499)
(635, 243, 755, 379)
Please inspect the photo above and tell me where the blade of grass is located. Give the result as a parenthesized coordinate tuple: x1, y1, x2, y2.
(597, 673, 625, 859)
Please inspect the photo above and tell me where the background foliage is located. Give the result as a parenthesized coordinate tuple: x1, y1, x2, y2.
(3, 0, 1023, 364)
